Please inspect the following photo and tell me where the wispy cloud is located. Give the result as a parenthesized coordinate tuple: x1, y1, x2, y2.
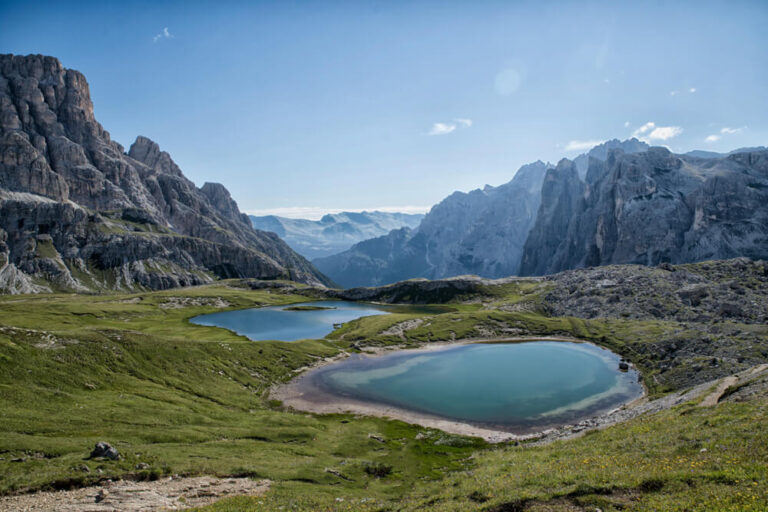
(705, 126, 746, 143)
(426, 118, 473, 136)
(670, 87, 696, 96)
(246, 206, 431, 220)
(428, 123, 456, 136)
(564, 139, 605, 152)
(624, 121, 630, 128)
(632, 122, 683, 142)
(153, 27, 174, 43)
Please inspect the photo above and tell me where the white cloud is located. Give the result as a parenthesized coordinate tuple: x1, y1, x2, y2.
(706, 126, 747, 143)
(632, 122, 655, 137)
(153, 27, 174, 42)
(669, 90, 678, 96)
(632, 122, 683, 142)
(624, 121, 630, 128)
(427, 123, 456, 135)
(670, 88, 696, 96)
(246, 206, 431, 220)
(648, 126, 683, 140)
(426, 118, 472, 136)
(689, 87, 697, 93)
(565, 139, 605, 152)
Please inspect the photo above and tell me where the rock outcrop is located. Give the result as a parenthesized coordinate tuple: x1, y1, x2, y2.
(573, 137, 649, 178)
(0, 54, 330, 293)
(520, 147, 768, 275)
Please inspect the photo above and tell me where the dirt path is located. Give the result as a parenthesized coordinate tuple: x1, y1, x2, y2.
(699, 376, 739, 407)
(0, 476, 270, 512)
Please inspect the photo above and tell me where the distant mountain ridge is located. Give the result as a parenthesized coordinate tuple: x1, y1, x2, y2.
(316, 140, 768, 287)
(684, 146, 768, 159)
(250, 211, 423, 259)
(314, 160, 554, 287)
(0, 54, 330, 293)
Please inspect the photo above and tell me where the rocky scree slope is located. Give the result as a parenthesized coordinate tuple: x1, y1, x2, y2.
(0, 54, 329, 293)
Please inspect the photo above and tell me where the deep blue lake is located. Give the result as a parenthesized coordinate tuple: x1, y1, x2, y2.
(311, 341, 643, 430)
(190, 301, 389, 341)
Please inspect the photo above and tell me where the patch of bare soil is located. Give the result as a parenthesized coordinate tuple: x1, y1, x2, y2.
(0, 476, 270, 512)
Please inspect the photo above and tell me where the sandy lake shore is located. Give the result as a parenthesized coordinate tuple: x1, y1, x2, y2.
(270, 337, 649, 443)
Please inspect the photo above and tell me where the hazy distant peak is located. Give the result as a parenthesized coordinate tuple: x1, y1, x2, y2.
(250, 210, 424, 260)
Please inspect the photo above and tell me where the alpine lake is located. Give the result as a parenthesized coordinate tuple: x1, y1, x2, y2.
(192, 301, 643, 433)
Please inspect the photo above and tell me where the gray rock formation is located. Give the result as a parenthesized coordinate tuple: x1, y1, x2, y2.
(573, 138, 649, 178)
(0, 54, 330, 293)
(318, 140, 768, 287)
(90, 442, 119, 460)
(314, 161, 552, 287)
(250, 211, 424, 259)
(520, 147, 768, 275)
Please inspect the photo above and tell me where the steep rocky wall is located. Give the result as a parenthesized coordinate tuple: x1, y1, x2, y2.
(520, 148, 768, 276)
(0, 54, 330, 292)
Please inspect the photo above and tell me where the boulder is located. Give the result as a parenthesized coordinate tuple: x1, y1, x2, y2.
(89, 441, 119, 460)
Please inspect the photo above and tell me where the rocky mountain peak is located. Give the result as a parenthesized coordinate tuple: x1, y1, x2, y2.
(315, 158, 554, 286)
(200, 182, 250, 228)
(0, 54, 330, 292)
(128, 136, 183, 177)
(573, 138, 651, 178)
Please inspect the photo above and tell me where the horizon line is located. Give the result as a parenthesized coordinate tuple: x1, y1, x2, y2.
(245, 205, 432, 220)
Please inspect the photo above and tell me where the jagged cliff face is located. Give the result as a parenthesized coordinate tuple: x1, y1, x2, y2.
(314, 161, 551, 287)
(520, 148, 768, 276)
(573, 138, 649, 178)
(318, 143, 768, 287)
(0, 54, 329, 293)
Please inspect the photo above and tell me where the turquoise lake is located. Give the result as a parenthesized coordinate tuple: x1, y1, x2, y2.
(190, 301, 390, 341)
(310, 341, 643, 431)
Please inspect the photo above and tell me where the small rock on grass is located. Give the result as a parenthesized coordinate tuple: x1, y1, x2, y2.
(90, 442, 120, 460)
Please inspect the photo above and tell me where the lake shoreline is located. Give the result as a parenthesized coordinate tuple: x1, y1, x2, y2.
(270, 337, 648, 443)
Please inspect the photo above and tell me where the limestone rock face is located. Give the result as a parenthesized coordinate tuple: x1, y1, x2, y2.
(520, 148, 768, 275)
(0, 54, 330, 293)
(573, 138, 650, 178)
(318, 141, 768, 287)
(314, 161, 552, 287)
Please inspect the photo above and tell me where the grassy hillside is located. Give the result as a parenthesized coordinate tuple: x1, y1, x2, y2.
(1, 264, 766, 510)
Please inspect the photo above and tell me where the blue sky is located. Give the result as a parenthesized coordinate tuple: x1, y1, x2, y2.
(2, 1, 767, 218)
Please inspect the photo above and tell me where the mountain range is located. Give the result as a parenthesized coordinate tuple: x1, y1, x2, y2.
(2, 54, 766, 295)
(250, 211, 423, 260)
(316, 140, 768, 287)
(0, 54, 330, 293)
